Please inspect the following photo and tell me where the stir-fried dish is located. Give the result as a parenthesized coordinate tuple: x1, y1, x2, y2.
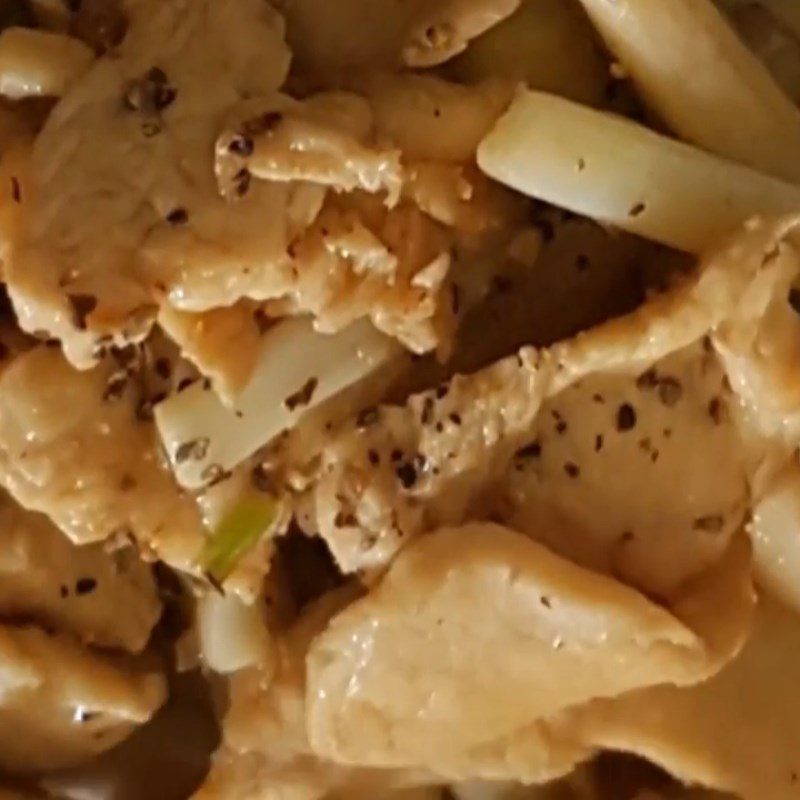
(2, 0, 800, 798)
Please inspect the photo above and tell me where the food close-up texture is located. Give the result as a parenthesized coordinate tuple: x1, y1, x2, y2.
(0, 0, 800, 798)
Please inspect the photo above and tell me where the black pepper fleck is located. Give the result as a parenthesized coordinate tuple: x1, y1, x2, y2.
(564, 462, 580, 478)
(708, 396, 727, 425)
(75, 577, 97, 595)
(166, 207, 188, 225)
(284, 377, 318, 411)
(233, 167, 251, 197)
(693, 514, 725, 533)
(174, 437, 210, 464)
(515, 441, 541, 459)
(68, 294, 98, 331)
(396, 462, 417, 489)
(628, 201, 646, 217)
(616, 403, 637, 432)
(367, 449, 380, 466)
(10, 177, 20, 203)
(594, 434, 604, 452)
(420, 397, 435, 425)
(228, 134, 254, 156)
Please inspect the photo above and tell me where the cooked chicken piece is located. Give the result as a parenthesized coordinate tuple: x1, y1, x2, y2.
(355, 74, 513, 164)
(306, 525, 754, 781)
(408, 533, 751, 786)
(0, 624, 165, 772)
(445, 0, 609, 107)
(273, 0, 518, 73)
(6, 0, 493, 373)
(0, 346, 206, 572)
(0, 28, 94, 99)
(158, 303, 265, 403)
(569, 596, 800, 800)
(496, 340, 749, 597)
(402, 0, 521, 67)
(261, 194, 457, 356)
(710, 222, 800, 445)
(196, 586, 428, 800)
(5, 0, 292, 368)
(305, 217, 794, 579)
(215, 92, 402, 204)
(0, 491, 160, 652)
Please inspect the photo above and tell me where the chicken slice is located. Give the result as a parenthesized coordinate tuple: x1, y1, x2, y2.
(495, 339, 749, 597)
(305, 524, 753, 780)
(5, 0, 291, 368)
(401, 0, 522, 67)
(157, 303, 265, 403)
(569, 596, 800, 800)
(0, 491, 160, 652)
(306, 217, 790, 579)
(196, 586, 428, 800)
(355, 74, 513, 164)
(215, 92, 402, 204)
(0, 346, 206, 573)
(273, 0, 519, 73)
(0, 624, 165, 772)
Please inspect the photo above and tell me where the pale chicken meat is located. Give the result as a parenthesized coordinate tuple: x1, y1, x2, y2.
(3, 0, 511, 374)
(0, 491, 160, 652)
(0, 1, 796, 797)
(157, 302, 266, 403)
(497, 340, 749, 597)
(569, 596, 800, 800)
(305, 524, 754, 781)
(0, 624, 165, 772)
(272, 0, 520, 73)
(4, 0, 292, 368)
(305, 219, 790, 579)
(0, 346, 206, 572)
(196, 586, 430, 800)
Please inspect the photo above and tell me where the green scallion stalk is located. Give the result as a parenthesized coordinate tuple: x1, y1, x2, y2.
(202, 495, 279, 584)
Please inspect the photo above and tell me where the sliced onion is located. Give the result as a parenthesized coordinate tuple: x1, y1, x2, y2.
(155, 316, 400, 488)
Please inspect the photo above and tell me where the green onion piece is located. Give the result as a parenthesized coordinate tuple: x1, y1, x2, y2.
(202, 495, 279, 583)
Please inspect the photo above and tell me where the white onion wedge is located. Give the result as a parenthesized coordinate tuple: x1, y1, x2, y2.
(575, 0, 800, 183)
(197, 591, 274, 674)
(477, 90, 800, 253)
(155, 316, 400, 488)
